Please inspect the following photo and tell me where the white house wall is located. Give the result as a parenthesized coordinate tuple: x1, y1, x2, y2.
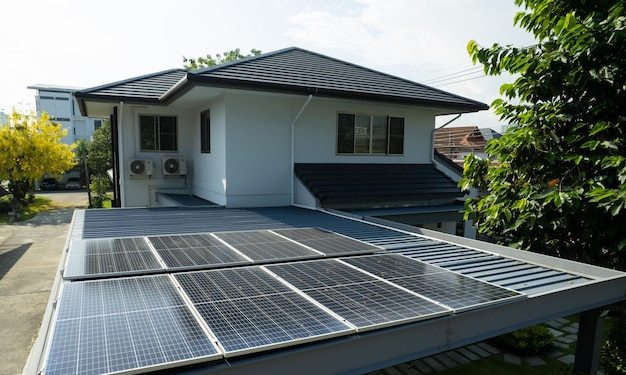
(121, 105, 197, 207)
(294, 97, 436, 164)
(119, 90, 441, 209)
(191, 95, 228, 206)
(222, 92, 300, 207)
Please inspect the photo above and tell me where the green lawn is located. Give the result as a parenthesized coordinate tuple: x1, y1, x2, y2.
(0, 196, 55, 224)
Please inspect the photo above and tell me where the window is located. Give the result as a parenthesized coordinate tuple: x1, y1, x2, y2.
(200, 110, 210, 153)
(337, 113, 404, 155)
(94, 119, 102, 131)
(139, 115, 177, 151)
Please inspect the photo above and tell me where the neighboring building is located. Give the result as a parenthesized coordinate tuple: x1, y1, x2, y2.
(434, 125, 501, 167)
(75, 47, 489, 235)
(28, 84, 106, 144)
(0, 111, 7, 124)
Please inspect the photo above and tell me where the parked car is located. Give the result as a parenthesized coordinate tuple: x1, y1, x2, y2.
(40, 178, 59, 190)
(65, 177, 82, 190)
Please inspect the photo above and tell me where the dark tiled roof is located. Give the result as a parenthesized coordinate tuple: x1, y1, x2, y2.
(190, 48, 488, 112)
(75, 48, 488, 113)
(295, 163, 463, 209)
(76, 69, 188, 103)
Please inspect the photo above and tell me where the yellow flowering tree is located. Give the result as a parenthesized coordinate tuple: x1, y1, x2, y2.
(0, 110, 74, 202)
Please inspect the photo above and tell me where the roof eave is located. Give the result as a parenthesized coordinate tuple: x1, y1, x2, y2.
(188, 75, 489, 113)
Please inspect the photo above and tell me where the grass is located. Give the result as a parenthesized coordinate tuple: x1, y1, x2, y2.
(0, 196, 56, 224)
(0, 191, 97, 223)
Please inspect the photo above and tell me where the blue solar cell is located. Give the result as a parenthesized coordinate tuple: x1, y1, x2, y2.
(266, 259, 451, 330)
(44, 276, 221, 375)
(343, 254, 524, 311)
(175, 268, 354, 357)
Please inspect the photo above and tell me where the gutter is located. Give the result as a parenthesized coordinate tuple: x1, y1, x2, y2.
(290, 94, 313, 206)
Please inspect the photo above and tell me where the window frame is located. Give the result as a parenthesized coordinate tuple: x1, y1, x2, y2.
(139, 114, 178, 152)
(200, 109, 211, 153)
(336, 112, 405, 155)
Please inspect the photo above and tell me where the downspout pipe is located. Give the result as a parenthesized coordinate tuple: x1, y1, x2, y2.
(430, 113, 462, 165)
(118, 101, 125, 207)
(290, 94, 313, 206)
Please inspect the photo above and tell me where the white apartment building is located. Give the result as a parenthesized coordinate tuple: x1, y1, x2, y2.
(28, 84, 106, 144)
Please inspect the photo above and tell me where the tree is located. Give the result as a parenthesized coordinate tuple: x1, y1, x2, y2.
(87, 120, 112, 175)
(182, 48, 262, 70)
(461, 0, 626, 271)
(0, 110, 74, 201)
(72, 138, 90, 187)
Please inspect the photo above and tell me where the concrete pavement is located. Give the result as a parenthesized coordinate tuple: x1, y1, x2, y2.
(0, 192, 87, 375)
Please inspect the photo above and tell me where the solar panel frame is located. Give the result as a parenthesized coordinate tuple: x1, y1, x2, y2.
(342, 254, 525, 312)
(43, 275, 222, 375)
(63, 237, 164, 280)
(174, 267, 355, 358)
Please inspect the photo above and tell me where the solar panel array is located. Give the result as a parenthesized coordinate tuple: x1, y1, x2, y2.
(265, 259, 451, 331)
(175, 267, 353, 357)
(46, 219, 527, 375)
(63, 228, 381, 280)
(343, 255, 523, 311)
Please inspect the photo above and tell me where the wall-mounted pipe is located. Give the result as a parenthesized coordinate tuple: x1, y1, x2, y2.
(290, 94, 313, 206)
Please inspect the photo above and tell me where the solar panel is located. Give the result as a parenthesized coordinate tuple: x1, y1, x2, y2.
(44, 275, 221, 375)
(174, 267, 354, 357)
(343, 254, 524, 311)
(213, 230, 321, 262)
(273, 227, 382, 256)
(148, 234, 250, 270)
(63, 238, 163, 280)
(265, 260, 451, 331)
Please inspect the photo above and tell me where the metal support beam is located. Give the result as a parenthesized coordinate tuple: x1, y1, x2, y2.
(574, 308, 608, 374)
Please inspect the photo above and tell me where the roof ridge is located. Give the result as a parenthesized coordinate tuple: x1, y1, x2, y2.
(190, 47, 300, 74)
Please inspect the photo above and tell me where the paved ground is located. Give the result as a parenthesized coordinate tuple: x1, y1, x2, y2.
(0, 191, 87, 375)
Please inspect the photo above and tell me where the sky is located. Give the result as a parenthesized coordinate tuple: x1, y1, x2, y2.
(0, 0, 534, 131)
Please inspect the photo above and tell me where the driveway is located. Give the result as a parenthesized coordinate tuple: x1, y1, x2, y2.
(0, 191, 88, 375)
(36, 190, 90, 208)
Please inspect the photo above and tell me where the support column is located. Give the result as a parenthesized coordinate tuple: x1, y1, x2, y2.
(574, 308, 608, 374)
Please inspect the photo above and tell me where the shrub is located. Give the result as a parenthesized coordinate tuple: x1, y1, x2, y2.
(602, 304, 626, 375)
(491, 324, 555, 356)
(0, 195, 14, 213)
(89, 175, 110, 208)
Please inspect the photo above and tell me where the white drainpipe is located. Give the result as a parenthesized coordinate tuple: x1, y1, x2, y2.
(290, 94, 313, 206)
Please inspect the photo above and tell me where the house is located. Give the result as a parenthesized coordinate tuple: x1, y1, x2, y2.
(75, 47, 488, 235)
(27, 49, 626, 374)
(434, 125, 501, 167)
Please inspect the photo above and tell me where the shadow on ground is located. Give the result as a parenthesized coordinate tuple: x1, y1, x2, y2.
(0, 243, 32, 280)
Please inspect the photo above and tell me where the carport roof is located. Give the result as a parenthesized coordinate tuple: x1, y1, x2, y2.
(75, 47, 488, 116)
(30, 206, 626, 375)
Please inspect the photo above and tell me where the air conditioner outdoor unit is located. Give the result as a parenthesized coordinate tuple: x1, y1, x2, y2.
(162, 157, 187, 176)
(129, 159, 154, 176)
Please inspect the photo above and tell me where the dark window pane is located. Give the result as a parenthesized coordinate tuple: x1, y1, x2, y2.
(354, 115, 371, 153)
(201, 110, 210, 153)
(371, 116, 388, 154)
(337, 113, 355, 153)
(158, 116, 177, 151)
(388, 117, 404, 155)
(139, 116, 156, 151)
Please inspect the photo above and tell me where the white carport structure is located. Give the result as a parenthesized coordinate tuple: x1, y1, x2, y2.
(28, 207, 626, 375)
